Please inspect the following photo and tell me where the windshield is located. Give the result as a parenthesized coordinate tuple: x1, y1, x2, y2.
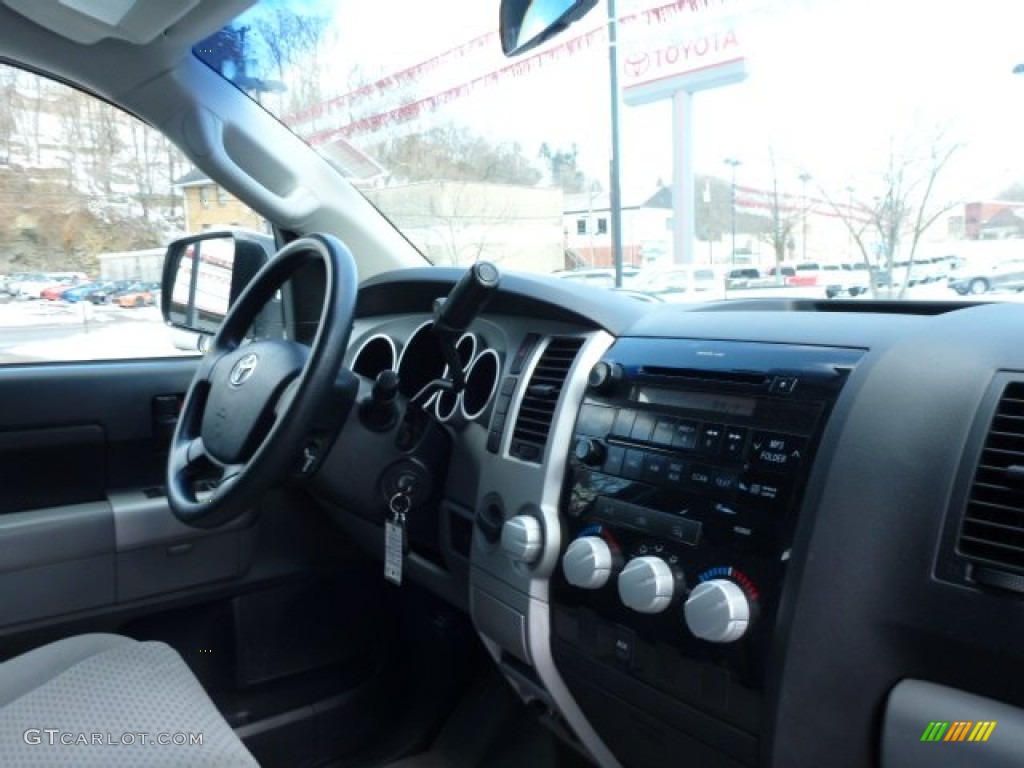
(192, 0, 1024, 303)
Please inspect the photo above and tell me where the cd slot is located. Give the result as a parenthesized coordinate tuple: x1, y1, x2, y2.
(638, 367, 770, 388)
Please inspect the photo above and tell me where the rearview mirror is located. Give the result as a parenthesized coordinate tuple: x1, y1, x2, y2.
(161, 229, 276, 336)
(500, 0, 598, 57)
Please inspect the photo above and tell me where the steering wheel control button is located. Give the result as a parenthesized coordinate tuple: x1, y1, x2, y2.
(563, 536, 614, 589)
(501, 515, 543, 564)
(618, 556, 674, 613)
(684, 579, 751, 643)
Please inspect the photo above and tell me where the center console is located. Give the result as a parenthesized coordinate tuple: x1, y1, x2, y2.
(550, 337, 863, 767)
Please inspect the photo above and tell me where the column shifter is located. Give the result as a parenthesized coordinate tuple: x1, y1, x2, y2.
(431, 261, 500, 393)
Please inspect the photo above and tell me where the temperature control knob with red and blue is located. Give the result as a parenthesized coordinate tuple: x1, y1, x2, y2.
(684, 568, 757, 643)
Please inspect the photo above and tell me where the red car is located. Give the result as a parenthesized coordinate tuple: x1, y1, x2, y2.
(39, 282, 74, 301)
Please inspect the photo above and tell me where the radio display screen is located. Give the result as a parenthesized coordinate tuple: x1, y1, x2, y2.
(632, 386, 756, 417)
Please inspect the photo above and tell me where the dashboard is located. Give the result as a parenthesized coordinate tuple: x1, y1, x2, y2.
(309, 267, 1024, 768)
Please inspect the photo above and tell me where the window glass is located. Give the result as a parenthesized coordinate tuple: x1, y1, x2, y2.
(191, 0, 1024, 303)
(0, 64, 262, 364)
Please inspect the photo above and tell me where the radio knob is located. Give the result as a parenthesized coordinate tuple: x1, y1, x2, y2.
(588, 361, 623, 395)
(573, 437, 606, 466)
(501, 515, 543, 564)
(684, 579, 751, 643)
(618, 556, 674, 613)
(563, 536, 614, 589)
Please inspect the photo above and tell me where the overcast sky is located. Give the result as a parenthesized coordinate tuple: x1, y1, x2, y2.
(247, 0, 1024, 205)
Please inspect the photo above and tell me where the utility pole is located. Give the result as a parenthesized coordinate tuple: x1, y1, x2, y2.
(607, 0, 624, 286)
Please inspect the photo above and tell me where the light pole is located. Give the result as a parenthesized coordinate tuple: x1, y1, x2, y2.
(798, 172, 812, 261)
(724, 158, 741, 266)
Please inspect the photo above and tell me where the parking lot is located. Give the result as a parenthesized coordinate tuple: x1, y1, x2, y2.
(0, 299, 189, 363)
(2, 281, 1022, 365)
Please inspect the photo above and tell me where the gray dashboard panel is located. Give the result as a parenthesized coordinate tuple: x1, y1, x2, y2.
(327, 275, 1024, 768)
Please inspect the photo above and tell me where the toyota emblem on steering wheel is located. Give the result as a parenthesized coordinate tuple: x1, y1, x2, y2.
(229, 353, 259, 386)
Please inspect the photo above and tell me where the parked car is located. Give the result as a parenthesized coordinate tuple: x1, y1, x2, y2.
(551, 266, 640, 288)
(725, 267, 761, 288)
(115, 286, 155, 308)
(766, 263, 818, 287)
(86, 280, 135, 304)
(8, 273, 62, 299)
(948, 259, 1024, 295)
(823, 263, 869, 298)
(633, 265, 727, 299)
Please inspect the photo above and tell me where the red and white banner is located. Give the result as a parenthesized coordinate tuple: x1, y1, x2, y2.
(286, 1, 741, 144)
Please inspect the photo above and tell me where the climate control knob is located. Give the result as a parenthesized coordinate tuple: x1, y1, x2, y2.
(563, 536, 614, 589)
(684, 579, 751, 643)
(618, 556, 675, 613)
(501, 515, 543, 564)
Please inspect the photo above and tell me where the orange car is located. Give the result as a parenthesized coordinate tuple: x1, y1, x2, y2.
(115, 288, 154, 308)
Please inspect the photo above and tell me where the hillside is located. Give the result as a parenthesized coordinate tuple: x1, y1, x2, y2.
(0, 66, 188, 275)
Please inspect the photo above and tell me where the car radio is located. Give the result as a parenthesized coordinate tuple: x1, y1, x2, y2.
(550, 338, 863, 752)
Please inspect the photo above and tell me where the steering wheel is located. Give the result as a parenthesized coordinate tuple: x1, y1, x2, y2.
(167, 234, 358, 528)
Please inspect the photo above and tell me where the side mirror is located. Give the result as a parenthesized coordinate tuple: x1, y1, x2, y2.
(161, 229, 276, 336)
(499, 0, 598, 57)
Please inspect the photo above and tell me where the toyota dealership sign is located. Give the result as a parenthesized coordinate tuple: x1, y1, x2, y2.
(621, 0, 749, 106)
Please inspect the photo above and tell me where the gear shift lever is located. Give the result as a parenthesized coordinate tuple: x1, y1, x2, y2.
(432, 262, 500, 392)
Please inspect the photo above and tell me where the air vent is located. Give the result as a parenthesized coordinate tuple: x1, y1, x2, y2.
(509, 336, 585, 463)
(957, 381, 1024, 573)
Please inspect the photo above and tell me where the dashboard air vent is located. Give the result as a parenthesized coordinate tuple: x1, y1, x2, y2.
(510, 336, 585, 463)
(957, 381, 1024, 573)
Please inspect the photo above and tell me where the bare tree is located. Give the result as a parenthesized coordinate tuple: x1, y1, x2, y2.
(821, 134, 961, 298)
(128, 120, 158, 221)
(375, 124, 542, 186)
(755, 151, 803, 269)
(0, 68, 21, 164)
(426, 181, 515, 266)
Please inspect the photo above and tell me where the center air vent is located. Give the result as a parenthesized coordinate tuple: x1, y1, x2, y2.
(509, 336, 585, 463)
(957, 381, 1024, 574)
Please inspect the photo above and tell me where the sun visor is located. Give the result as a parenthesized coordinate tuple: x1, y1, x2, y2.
(2, 0, 199, 45)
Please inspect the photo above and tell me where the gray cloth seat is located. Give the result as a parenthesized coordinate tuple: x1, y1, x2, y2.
(0, 633, 257, 766)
